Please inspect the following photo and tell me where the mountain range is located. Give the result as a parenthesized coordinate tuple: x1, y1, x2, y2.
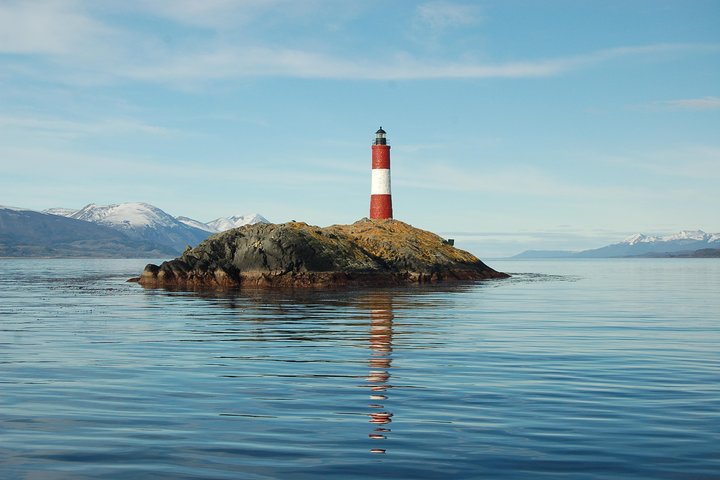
(4, 204, 717, 260)
(0, 203, 268, 258)
(513, 230, 720, 259)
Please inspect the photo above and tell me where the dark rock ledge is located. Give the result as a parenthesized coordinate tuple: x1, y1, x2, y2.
(133, 219, 509, 288)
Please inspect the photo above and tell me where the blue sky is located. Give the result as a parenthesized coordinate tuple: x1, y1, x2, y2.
(1, 1, 719, 257)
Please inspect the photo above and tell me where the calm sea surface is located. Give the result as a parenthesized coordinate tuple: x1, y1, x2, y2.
(1, 258, 719, 479)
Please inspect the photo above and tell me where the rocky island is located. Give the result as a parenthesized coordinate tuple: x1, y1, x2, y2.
(136, 219, 508, 288)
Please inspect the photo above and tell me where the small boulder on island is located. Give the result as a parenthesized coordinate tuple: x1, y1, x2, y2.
(135, 218, 509, 288)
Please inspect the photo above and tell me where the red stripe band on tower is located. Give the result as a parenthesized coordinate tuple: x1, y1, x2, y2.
(372, 145, 390, 169)
(370, 194, 392, 219)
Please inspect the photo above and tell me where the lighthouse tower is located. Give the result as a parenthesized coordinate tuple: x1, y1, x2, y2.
(370, 127, 393, 219)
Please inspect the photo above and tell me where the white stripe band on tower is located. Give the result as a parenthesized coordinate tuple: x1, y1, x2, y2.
(371, 169, 391, 195)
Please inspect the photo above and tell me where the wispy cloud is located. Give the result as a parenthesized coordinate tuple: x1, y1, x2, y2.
(660, 96, 720, 110)
(396, 162, 670, 200)
(125, 45, 574, 82)
(0, 115, 176, 138)
(46, 42, 720, 85)
(593, 145, 720, 180)
(0, 0, 115, 55)
(0, 145, 360, 189)
(1, 2, 717, 85)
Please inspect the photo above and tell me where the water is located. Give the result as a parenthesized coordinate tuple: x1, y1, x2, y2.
(1, 258, 719, 479)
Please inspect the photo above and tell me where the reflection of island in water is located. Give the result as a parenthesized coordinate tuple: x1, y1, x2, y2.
(142, 283, 477, 455)
(363, 293, 395, 454)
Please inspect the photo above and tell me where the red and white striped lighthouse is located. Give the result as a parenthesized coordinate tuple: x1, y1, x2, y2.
(370, 127, 393, 219)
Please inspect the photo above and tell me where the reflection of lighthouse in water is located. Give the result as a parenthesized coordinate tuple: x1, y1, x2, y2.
(365, 294, 394, 454)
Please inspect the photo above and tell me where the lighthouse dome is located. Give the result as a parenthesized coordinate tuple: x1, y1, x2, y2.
(374, 127, 387, 145)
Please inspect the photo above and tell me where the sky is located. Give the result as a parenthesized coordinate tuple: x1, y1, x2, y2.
(1, 0, 719, 257)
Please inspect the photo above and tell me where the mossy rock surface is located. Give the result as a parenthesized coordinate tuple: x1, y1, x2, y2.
(138, 219, 508, 288)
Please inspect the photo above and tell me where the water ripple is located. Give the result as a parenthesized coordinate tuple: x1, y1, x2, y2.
(1, 258, 719, 479)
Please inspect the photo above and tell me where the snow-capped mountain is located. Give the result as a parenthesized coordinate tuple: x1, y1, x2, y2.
(70, 202, 179, 228)
(659, 230, 714, 242)
(0, 206, 168, 257)
(622, 230, 711, 245)
(206, 214, 269, 232)
(68, 203, 210, 254)
(3, 202, 271, 257)
(176, 213, 269, 233)
(622, 233, 661, 245)
(176, 216, 217, 233)
(593, 230, 719, 257)
(43, 207, 79, 217)
(514, 230, 720, 258)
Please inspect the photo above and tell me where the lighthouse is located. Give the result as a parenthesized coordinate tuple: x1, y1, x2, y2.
(370, 127, 393, 219)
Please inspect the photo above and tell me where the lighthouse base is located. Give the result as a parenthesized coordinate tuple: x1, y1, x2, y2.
(370, 194, 393, 219)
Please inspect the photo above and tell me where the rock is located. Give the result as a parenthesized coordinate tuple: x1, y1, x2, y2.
(136, 219, 509, 288)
